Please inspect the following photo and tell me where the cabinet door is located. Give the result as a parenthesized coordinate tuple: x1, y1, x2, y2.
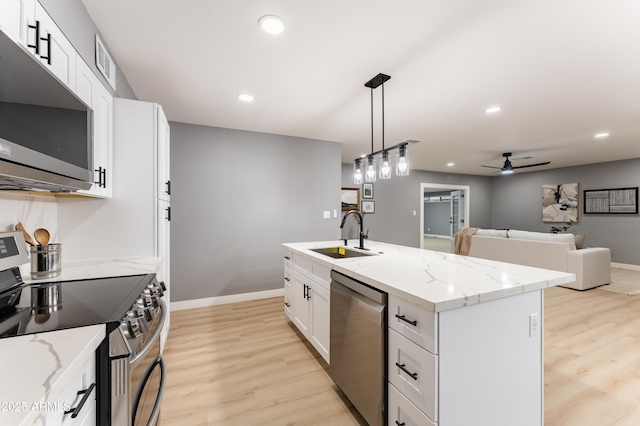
(292, 271, 310, 336)
(308, 281, 330, 363)
(34, 2, 76, 89)
(76, 56, 113, 198)
(156, 105, 171, 202)
(157, 199, 171, 352)
(0, 0, 35, 46)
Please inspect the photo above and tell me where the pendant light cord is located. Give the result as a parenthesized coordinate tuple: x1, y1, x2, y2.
(381, 81, 385, 151)
(370, 86, 374, 155)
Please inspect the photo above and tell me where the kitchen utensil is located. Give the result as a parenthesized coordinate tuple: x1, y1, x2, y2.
(34, 228, 50, 246)
(15, 222, 36, 246)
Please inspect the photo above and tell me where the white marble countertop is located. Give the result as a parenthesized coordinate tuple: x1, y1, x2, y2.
(0, 325, 105, 426)
(20, 256, 163, 284)
(283, 240, 575, 312)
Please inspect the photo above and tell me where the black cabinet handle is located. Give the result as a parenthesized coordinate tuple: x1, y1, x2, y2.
(94, 167, 107, 188)
(165, 180, 171, 195)
(40, 32, 51, 65)
(28, 21, 41, 54)
(284, 302, 290, 308)
(307, 286, 311, 300)
(165, 207, 171, 221)
(303, 284, 307, 300)
(284, 256, 291, 260)
(395, 362, 418, 380)
(284, 277, 290, 281)
(395, 421, 406, 426)
(64, 382, 95, 418)
(395, 314, 417, 326)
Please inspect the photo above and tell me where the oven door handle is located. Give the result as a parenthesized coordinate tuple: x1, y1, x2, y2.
(131, 355, 166, 426)
(130, 298, 167, 366)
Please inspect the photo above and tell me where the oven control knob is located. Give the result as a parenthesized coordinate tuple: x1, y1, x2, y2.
(148, 282, 164, 297)
(125, 312, 143, 338)
(158, 281, 167, 292)
(142, 289, 158, 308)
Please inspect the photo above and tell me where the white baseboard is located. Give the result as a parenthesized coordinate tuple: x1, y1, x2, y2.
(611, 262, 640, 271)
(171, 288, 284, 311)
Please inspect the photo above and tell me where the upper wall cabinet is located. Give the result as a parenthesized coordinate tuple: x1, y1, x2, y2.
(156, 106, 170, 202)
(76, 55, 113, 198)
(0, 0, 35, 47)
(30, 2, 76, 89)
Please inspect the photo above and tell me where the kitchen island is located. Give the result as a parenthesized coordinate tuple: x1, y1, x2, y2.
(282, 240, 575, 426)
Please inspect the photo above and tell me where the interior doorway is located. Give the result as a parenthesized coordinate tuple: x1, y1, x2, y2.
(420, 183, 470, 250)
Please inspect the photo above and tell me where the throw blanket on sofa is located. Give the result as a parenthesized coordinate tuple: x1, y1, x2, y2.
(454, 227, 479, 255)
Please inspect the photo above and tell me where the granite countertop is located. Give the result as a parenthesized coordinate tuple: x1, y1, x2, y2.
(283, 240, 575, 312)
(0, 325, 105, 426)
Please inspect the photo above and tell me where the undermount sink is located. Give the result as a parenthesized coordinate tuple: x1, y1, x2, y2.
(309, 247, 376, 259)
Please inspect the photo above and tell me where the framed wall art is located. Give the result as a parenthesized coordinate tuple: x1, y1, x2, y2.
(341, 187, 360, 211)
(361, 200, 375, 214)
(542, 182, 579, 223)
(363, 183, 374, 199)
(584, 187, 638, 214)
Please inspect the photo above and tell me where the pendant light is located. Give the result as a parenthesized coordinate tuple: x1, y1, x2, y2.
(353, 73, 411, 183)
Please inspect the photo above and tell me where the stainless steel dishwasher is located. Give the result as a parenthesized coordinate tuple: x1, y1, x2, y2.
(329, 270, 387, 426)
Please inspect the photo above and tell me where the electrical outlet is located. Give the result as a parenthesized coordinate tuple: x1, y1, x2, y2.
(323, 211, 330, 219)
(529, 313, 539, 337)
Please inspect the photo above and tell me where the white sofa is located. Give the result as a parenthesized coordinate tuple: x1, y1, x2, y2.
(461, 229, 611, 291)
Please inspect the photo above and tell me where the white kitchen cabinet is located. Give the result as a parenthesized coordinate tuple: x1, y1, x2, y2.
(31, 2, 76, 89)
(75, 55, 113, 198)
(389, 290, 544, 426)
(285, 252, 330, 363)
(283, 251, 293, 320)
(156, 106, 171, 202)
(0, 0, 35, 47)
(157, 198, 171, 351)
(44, 353, 97, 425)
(109, 98, 171, 352)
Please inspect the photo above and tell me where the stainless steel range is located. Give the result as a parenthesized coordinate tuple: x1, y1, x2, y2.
(0, 231, 167, 425)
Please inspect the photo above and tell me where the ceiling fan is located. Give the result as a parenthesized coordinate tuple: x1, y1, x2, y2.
(481, 152, 550, 175)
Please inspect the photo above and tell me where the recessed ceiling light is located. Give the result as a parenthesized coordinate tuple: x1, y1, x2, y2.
(594, 132, 610, 139)
(259, 15, 285, 35)
(447, 162, 454, 167)
(237, 93, 254, 102)
(485, 106, 502, 114)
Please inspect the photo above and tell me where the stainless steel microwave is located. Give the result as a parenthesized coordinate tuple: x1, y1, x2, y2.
(0, 28, 93, 192)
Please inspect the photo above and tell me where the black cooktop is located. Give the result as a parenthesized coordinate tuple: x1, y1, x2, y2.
(0, 272, 156, 339)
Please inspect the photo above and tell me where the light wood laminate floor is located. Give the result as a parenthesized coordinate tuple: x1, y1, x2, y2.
(162, 281, 640, 425)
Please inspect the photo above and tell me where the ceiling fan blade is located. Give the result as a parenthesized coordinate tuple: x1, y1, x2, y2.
(481, 165, 502, 169)
(512, 161, 551, 169)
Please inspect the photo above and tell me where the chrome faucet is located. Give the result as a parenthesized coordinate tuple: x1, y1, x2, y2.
(340, 210, 369, 250)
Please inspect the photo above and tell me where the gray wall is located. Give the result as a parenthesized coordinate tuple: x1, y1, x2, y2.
(489, 157, 640, 265)
(171, 123, 341, 302)
(341, 164, 493, 247)
(39, 0, 137, 99)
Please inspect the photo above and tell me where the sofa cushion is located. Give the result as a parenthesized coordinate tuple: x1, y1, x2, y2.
(507, 230, 577, 250)
(475, 229, 508, 238)
(574, 233, 586, 249)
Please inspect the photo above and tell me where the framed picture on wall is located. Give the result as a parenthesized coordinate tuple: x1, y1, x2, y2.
(584, 187, 638, 214)
(341, 187, 360, 211)
(362, 183, 374, 199)
(361, 200, 375, 214)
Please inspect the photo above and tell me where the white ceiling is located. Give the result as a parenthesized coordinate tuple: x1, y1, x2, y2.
(80, 0, 640, 176)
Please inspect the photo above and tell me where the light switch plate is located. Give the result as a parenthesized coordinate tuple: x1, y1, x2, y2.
(323, 211, 330, 219)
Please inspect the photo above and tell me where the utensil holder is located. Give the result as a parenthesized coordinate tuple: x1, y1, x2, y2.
(30, 244, 62, 279)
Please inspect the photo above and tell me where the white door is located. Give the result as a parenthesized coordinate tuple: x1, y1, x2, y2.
(450, 191, 464, 236)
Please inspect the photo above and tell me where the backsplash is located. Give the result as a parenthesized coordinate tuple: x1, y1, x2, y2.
(0, 194, 58, 242)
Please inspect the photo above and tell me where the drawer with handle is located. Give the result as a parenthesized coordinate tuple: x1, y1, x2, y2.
(389, 295, 438, 354)
(388, 382, 436, 426)
(388, 328, 438, 422)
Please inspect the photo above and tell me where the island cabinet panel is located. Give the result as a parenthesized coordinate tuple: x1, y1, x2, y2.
(285, 250, 330, 363)
(388, 383, 436, 426)
(438, 290, 543, 426)
(283, 250, 293, 320)
(389, 295, 438, 354)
